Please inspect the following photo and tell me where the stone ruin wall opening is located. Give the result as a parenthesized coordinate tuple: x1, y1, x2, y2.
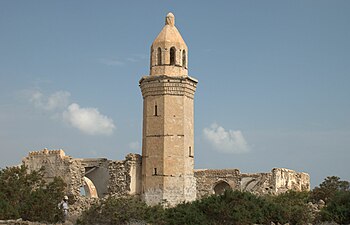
(194, 169, 240, 198)
(213, 181, 231, 195)
(80, 158, 110, 198)
(22, 149, 143, 200)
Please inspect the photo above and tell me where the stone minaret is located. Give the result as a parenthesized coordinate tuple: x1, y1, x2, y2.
(139, 13, 198, 207)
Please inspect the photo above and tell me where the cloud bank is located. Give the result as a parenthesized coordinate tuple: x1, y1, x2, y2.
(30, 90, 70, 111)
(29, 90, 115, 135)
(203, 123, 250, 154)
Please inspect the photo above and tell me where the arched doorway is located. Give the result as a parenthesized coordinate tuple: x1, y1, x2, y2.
(214, 181, 231, 195)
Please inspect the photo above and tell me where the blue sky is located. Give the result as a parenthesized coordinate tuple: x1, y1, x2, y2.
(0, 1, 349, 187)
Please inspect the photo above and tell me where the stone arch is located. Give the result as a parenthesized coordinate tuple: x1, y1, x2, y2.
(82, 176, 98, 198)
(84, 166, 109, 197)
(170, 47, 176, 65)
(213, 180, 231, 195)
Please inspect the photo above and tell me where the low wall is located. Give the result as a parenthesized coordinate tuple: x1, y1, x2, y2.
(195, 167, 310, 198)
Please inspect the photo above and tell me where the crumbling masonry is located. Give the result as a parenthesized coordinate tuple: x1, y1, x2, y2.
(22, 149, 141, 199)
(22, 149, 309, 203)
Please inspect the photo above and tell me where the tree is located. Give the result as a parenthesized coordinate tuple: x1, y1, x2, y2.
(310, 176, 350, 224)
(311, 176, 350, 203)
(320, 190, 350, 224)
(0, 165, 66, 223)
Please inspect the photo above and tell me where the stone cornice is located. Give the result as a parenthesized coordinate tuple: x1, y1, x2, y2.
(139, 75, 197, 99)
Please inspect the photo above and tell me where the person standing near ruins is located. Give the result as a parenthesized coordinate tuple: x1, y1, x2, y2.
(58, 195, 69, 222)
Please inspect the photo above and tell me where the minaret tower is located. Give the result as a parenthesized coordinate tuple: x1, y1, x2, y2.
(139, 13, 198, 206)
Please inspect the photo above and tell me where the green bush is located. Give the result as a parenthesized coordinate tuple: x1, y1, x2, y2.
(77, 177, 350, 225)
(78, 190, 313, 225)
(0, 165, 66, 223)
(265, 191, 312, 224)
(162, 200, 207, 225)
(77, 196, 164, 225)
(194, 190, 266, 225)
(3, 164, 349, 225)
(320, 190, 350, 224)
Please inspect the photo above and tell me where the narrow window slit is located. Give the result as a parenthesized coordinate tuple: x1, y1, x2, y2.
(189, 146, 193, 157)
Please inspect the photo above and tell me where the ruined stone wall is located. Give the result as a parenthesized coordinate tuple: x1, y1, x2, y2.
(238, 168, 309, 195)
(272, 168, 310, 193)
(126, 154, 142, 195)
(107, 153, 142, 197)
(240, 172, 274, 195)
(21, 149, 144, 223)
(195, 168, 310, 198)
(195, 169, 240, 199)
(22, 149, 84, 197)
(22, 149, 142, 199)
(22, 149, 309, 207)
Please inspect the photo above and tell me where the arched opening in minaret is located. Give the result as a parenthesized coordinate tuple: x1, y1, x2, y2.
(182, 50, 186, 68)
(170, 47, 176, 65)
(157, 47, 162, 65)
(214, 181, 231, 195)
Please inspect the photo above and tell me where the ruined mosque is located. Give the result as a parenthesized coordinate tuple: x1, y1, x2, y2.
(22, 13, 310, 207)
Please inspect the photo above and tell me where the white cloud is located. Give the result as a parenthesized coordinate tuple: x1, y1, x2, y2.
(63, 103, 115, 135)
(29, 90, 70, 111)
(27, 90, 115, 136)
(128, 141, 140, 150)
(203, 123, 250, 154)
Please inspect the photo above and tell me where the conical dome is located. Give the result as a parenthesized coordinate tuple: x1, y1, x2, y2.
(150, 13, 188, 76)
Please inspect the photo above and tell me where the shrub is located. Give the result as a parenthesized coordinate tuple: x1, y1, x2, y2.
(266, 191, 312, 224)
(0, 165, 66, 223)
(320, 190, 350, 224)
(78, 190, 316, 225)
(77, 196, 164, 225)
(311, 176, 350, 204)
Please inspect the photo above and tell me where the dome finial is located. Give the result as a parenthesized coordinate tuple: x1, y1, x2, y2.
(165, 12, 175, 26)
